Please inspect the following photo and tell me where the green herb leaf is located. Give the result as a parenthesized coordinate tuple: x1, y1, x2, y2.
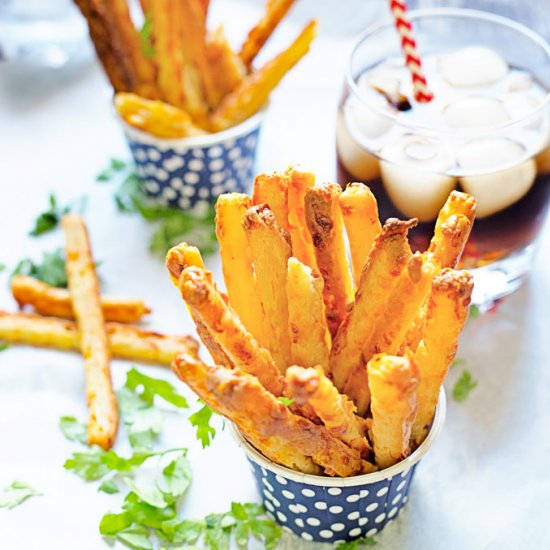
(452, 370, 478, 402)
(125, 368, 189, 409)
(29, 193, 70, 236)
(159, 518, 204, 545)
(117, 525, 154, 550)
(59, 416, 88, 444)
(0, 342, 9, 352)
(12, 249, 68, 288)
(125, 479, 167, 509)
(469, 304, 480, 320)
(98, 479, 121, 494)
(276, 397, 294, 407)
(0, 481, 41, 510)
(336, 536, 377, 549)
(123, 492, 176, 530)
(139, 14, 155, 59)
(100, 512, 132, 535)
(451, 358, 466, 369)
(161, 452, 192, 502)
(114, 171, 217, 256)
(64, 447, 154, 481)
(0, 263, 5, 272)
(189, 404, 217, 449)
(126, 407, 164, 451)
(111, 158, 128, 171)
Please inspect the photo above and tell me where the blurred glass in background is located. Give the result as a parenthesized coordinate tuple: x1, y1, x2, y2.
(0, 0, 90, 67)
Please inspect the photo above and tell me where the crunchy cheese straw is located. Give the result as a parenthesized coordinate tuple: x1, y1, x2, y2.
(176, 266, 283, 395)
(0, 311, 198, 365)
(205, 365, 376, 476)
(252, 171, 290, 232)
(330, 218, 413, 415)
(285, 366, 372, 458)
(286, 258, 330, 372)
(239, 0, 297, 67)
(286, 165, 317, 269)
(62, 214, 117, 450)
(11, 275, 151, 324)
(166, 243, 232, 368)
(368, 353, 419, 469)
(340, 182, 382, 285)
(305, 182, 354, 339)
(172, 353, 321, 474)
(411, 269, 473, 445)
(243, 204, 292, 372)
(212, 20, 317, 130)
(215, 194, 265, 344)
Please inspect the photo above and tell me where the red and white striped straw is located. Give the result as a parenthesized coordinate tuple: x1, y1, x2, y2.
(389, 0, 434, 103)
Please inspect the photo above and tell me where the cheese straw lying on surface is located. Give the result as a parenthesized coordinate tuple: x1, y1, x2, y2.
(11, 275, 151, 324)
(0, 311, 198, 365)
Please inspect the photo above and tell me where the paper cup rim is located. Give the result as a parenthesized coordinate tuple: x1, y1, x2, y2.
(114, 105, 267, 148)
(231, 388, 446, 487)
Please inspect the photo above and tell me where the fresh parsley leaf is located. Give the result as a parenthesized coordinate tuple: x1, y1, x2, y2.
(12, 249, 68, 288)
(189, 404, 217, 448)
(0, 481, 41, 509)
(98, 479, 121, 494)
(97, 158, 128, 182)
(160, 518, 204, 545)
(122, 492, 176, 530)
(0, 342, 8, 352)
(59, 416, 88, 445)
(469, 304, 480, 320)
(451, 358, 466, 369)
(126, 406, 164, 451)
(337, 536, 377, 549)
(114, 171, 217, 256)
(116, 525, 154, 550)
(0, 263, 6, 272)
(161, 452, 192, 502)
(276, 397, 294, 407)
(139, 15, 155, 59)
(64, 447, 154, 481)
(452, 370, 478, 402)
(29, 194, 70, 236)
(125, 368, 189, 409)
(125, 479, 167, 509)
(100, 511, 132, 535)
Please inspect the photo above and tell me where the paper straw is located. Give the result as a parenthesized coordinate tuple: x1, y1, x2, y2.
(389, 0, 434, 103)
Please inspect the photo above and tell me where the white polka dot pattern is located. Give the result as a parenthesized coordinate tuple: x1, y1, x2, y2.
(125, 125, 261, 211)
(246, 456, 418, 543)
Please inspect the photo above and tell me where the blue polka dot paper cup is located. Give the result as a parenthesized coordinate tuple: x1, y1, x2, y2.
(231, 391, 446, 543)
(118, 110, 264, 211)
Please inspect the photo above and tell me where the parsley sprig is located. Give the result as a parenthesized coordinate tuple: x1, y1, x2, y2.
(12, 248, 68, 288)
(97, 159, 218, 256)
(61, 367, 279, 549)
(0, 481, 41, 510)
(452, 370, 478, 402)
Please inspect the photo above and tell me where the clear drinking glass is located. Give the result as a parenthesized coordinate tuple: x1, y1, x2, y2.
(336, 8, 550, 307)
(0, 0, 89, 67)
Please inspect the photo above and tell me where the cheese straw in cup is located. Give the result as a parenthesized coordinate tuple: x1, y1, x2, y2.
(336, 8, 550, 308)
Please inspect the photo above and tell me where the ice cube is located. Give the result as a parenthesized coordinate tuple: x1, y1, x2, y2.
(379, 135, 457, 221)
(443, 97, 510, 128)
(439, 46, 508, 88)
(458, 138, 536, 218)
(503, 92, 542, 129)
(507, 71, 533, 92)
(336, 113, 380, 181)
(344, 93, 395, 139)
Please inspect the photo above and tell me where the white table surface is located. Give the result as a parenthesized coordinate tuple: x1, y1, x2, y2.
(1, 1, 549, 549)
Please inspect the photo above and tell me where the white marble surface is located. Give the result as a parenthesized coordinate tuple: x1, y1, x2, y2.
(0, 1, 549, 549)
